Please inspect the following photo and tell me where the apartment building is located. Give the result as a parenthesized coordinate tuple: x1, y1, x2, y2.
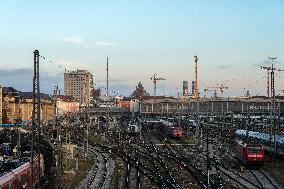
(64, 70, 93, 105)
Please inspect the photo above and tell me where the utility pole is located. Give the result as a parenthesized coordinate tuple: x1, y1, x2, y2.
(65, 116, 72, 171)
(106, 57, 109, 96)
(268, 57, 277, 154)
(15, 95, 21, 156)
(196, 93, 201, 146)
(85, 102, 89, 158)
(57, 118, 63, 189)
(32, 50, 41, 189)
(206, 123, 210, 189)
(267, 70, 270, 98)
(53, 84, 62, 189)
(83, 75, 90, 159)
(194, 56, 199, 98)
(53, 85, 58, 139)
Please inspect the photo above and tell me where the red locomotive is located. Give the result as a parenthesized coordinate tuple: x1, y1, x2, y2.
(160, 119, 183, 138)
(170, 126, 183, 138)
(236, 141, 264, 164)
(0, 154, 44, 189)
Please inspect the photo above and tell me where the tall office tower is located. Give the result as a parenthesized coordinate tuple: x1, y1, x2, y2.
(64, 70, 93, 105)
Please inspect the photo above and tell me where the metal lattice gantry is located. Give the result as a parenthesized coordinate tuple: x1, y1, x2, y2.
(31, 50, 41, 188)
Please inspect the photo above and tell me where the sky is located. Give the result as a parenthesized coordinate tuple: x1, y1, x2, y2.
(0, 0, 284, 97)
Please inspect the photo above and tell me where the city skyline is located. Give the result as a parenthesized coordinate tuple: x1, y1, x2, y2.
(0, 0, 284, 97)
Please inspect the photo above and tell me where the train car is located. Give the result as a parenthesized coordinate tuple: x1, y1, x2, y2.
(160, 119, 183, 138)
(169, 126, 183, 138)
(0, 154, 44, 189)
(236, 129, 284, 156)
(236, 141, 264, 164)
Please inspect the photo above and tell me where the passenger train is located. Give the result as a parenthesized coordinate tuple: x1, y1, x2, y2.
(0, 154, 44, 189)
(236, 141, 264, 164)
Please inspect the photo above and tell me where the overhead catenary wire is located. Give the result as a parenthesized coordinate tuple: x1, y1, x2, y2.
(39, 55, 70, 72)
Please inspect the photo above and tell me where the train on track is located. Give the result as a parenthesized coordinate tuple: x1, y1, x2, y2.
(159, 119, 183, 138)
(236, 129, 284, 156)
(236, 141, 264, 164)
(0, 154, 44, 189)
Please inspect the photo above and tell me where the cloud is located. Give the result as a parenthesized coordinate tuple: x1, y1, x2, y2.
(63, 35, 83, 44)
(96, 41, 115, 47)
(0, 68, 32, 76)
(0, 68, 63, 94)
(217, 65, 231, 69)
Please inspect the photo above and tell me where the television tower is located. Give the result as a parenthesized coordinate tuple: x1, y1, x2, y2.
(106, 57, 109, 96)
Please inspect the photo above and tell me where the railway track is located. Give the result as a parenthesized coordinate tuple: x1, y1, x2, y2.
(63, 118, 283, 189)
(111, 129, 207, 188)
(108, 134, 181, 188)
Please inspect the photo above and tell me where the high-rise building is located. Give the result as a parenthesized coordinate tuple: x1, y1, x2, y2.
(64, 70, 93, 105)
(182, 81, 189, 97)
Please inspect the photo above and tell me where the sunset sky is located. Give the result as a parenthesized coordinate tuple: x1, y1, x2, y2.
(0, 0, 284, 97)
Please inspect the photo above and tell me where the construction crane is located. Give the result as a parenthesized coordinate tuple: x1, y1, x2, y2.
(193, 55, 199, 98)
(206, 83, 228, 98)
(260, 65, 277, 98)
(260, 66, 284, 97)
(204, 88, 217, 98)
(217, 83, 229, 97)
(151, 73, 166, 96)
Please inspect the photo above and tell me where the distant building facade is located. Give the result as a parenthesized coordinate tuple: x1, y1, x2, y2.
(64, 70, 94, 105)
(56, 95, 80, 115)
(183, 81, 189, 97)
(2, 87, 54, 123)
(140, 97, 284, 115)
